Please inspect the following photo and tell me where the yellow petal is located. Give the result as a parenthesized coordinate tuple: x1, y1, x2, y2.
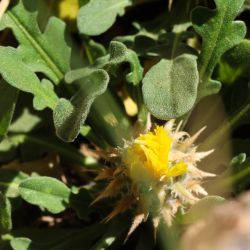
(169, 161, 188, 177)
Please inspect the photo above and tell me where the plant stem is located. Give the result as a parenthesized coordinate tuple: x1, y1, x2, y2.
(200, 103, 250, 150)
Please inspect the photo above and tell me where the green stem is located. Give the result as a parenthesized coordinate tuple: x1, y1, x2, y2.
(200, 103, 250, 150)
(222, 167, 250, 190)
(211, 163, 250, 194)
(84, 44, 94, 65)
(135, 86, 148, 129)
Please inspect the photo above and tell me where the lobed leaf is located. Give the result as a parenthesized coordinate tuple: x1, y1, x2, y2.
(19, 176, 71, 214)
(95, 41, 143, 85)
(192, 0, 246, 98)
(0, 0, 71, 84)
(222, 39, 250, 80)
(107, 41, 143, 85)
(77, 0, 132, 36)
(142, 54, 199, 120)
(0, 47, 59, 110)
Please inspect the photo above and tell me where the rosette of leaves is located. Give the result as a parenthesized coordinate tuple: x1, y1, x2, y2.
(0, 0, 249, 249)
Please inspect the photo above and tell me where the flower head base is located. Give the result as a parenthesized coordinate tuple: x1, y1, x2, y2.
(93, 120, 215, 237)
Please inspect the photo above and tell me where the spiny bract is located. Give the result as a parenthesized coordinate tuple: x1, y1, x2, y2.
(94, 120, 215, 237)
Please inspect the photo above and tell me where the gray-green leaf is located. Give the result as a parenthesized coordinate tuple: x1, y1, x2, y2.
(77, 0, 132, 36)
(0, 169, 28, 198)
(19, 177, 71, 214)
(192, 0, 246, 98)
(142, 55, 199, 120)
(106, 41, 143, 85)
(54, 69, 109, 142)
(0, 47, 58, 110)
(0, 0, 71, 84)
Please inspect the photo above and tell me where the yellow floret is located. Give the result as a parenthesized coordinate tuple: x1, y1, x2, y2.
(124, 126, 187, 181)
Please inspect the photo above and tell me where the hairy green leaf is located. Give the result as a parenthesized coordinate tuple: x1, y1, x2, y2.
(0, 80, 18, 141)
(105, 41, 143, 85)
(10, 238, 32, 250)
(142, 55, 199, 119)
(0, 169, 28, 198)
(0, 0, 71, 84)
(54, 69, 109, 142)
(19, 177, 71, 213)
(116, 28, 196, 59)
(94, 41, 143, 85)
(221, 39, 250, 81)
(0, 47, 58, 110)
(192, 0, 246, 98)
(9, 109, 41, 133)
(77, 0, 132, 36)
(0, 193, 12, 233)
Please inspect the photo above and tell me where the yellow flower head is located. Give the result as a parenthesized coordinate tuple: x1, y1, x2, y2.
(93, 120, 215, 235)
(124, 126, 187, 181)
